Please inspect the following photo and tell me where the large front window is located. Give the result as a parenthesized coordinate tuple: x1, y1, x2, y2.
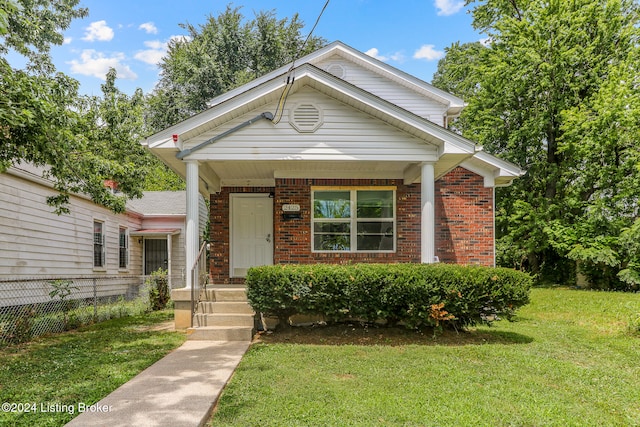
(312, 188, 395, 252)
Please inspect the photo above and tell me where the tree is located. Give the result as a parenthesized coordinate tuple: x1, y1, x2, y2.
(145, 5, 327, 131)
(1, 1, 153, 213)
(433, 0, 640, 287)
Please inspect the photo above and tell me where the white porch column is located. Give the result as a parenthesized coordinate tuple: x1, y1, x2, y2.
(185, 160, 199, 288)
(421, 162, 436, 263)
(166, 233, 173, 289)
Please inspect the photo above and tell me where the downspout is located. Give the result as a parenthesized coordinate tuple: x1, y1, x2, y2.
(176, 112, 274, 160)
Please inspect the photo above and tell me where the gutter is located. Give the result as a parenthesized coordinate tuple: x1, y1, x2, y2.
(175, 112, 274, 160)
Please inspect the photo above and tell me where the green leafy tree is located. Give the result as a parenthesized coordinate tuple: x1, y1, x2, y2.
(145, 5, 327, 131)
(433, 0, 640, 287)
(0, 1, 157, 213)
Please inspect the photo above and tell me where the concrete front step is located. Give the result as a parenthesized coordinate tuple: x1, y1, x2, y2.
(197, 301, 254, 314)
(203, 287, 248, 302)
(194, 313, 255, 327)
(187, 326, 253, 341)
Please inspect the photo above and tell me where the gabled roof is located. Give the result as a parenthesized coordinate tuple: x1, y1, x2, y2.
(205, 41, 466, 114)
(126, 191, 187, 216)
(141, 41, 523, 196)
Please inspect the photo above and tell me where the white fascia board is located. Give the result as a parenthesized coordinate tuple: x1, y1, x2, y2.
(204, 41, 347, 108)
(473, 151, 525, 178)
(204, 40, 466, 114)
(461, 151, 525, 188)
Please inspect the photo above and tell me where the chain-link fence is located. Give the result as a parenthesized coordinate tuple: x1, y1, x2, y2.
(0, 275, 183, 346)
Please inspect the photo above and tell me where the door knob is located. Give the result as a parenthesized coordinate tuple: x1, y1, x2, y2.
(266, 233, 271, 243)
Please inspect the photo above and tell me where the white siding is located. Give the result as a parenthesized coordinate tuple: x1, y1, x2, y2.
(316, 55, 449, 123)
(0, 170, 143, 279)
(139, 217, 187, 278)
(187, 87, 439, 162)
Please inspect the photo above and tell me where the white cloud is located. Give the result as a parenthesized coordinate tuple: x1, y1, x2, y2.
(68, 49, 137, 80)
(390, 52, 405, 62)
(434, 0, 465, 16)
(365, 48, 388, 61)
(413, 44, 445, 61)
(139, 22, 158, 34)
(134, 40, 166, 65)
(82, 20, 114, 42)
(134, 36, 191, 66)
(365, 47, 405, 63)
(63, 37, 72, 45)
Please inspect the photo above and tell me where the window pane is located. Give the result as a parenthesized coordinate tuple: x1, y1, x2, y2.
(313, 221, 350, 250)
(357, 190, 393, 218)
(357, 221, 394, 250)
(314, 191, 351, 219)
(94, 221, 104, 267)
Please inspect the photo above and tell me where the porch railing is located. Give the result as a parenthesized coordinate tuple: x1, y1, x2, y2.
(190, 241, 209, 327)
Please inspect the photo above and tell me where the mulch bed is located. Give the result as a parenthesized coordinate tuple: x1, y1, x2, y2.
(253, 322, 521, 346)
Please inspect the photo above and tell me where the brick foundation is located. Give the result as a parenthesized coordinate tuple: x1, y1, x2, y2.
(209, 170, 495, 283)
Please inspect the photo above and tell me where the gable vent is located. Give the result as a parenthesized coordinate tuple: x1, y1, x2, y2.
(289, 103, 323, 133)
(325, 63, 346, 79)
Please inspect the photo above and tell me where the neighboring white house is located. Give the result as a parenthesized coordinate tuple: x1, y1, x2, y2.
(0, 163, 206, 300)
(126, 191, 208, 285)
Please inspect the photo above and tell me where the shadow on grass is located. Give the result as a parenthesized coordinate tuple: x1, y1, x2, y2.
(255, 323, 533, 347)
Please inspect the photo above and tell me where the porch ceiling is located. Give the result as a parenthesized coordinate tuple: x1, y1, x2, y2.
(198, 157, 470, 190)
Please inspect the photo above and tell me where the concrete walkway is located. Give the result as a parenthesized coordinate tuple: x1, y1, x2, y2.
(65, 340, 250, 427)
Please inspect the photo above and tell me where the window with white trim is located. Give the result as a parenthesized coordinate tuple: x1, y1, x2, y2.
(93, 221, 105, 268)
(119, 227, 129, 269)
(312, 188, 395, 252)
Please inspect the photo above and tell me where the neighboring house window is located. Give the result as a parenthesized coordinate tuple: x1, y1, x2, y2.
(119, 227, 128, 269)
(93, 221, 105, 268)
(312, 188, 395, 252)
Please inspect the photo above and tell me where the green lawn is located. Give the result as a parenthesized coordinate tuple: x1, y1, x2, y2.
(210, 288, 640, 426)
(0, 309, 186, 427)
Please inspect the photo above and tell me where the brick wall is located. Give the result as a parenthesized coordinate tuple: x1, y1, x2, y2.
(274, 178, 421, 266)
(209, 170, 495, 283)
(435, 167, 494, 266)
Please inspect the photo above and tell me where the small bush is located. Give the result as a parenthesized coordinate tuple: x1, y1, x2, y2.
(147, 269, 170, 311)
(246, 263, 532, 330)
(0, 305, 36, 345)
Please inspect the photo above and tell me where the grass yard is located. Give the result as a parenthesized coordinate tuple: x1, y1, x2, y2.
(0, 309, 186, 427)
(210, 288, 640, 426)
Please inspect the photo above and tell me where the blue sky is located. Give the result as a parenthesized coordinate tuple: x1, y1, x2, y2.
(45, 0, 483, 96)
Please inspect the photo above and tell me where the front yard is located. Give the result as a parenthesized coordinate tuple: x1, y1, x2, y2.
(210, 288, 640, 426)
(0, 309, 185, 427)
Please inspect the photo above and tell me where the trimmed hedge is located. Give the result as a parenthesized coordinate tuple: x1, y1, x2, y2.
(246, 263, 532, 330)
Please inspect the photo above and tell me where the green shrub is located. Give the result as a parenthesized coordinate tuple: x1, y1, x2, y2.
(0, 305, 36, 345)
(246, 263, 532, 330)
(147, 269, 170, 311)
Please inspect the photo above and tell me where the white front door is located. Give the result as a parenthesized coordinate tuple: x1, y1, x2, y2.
(230, 194, 273, 277)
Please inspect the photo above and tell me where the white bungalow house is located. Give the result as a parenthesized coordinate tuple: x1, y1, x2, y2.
(141, 41, 523, 335)
(143, 41, 523, 287)
(0, 163, 206, 307)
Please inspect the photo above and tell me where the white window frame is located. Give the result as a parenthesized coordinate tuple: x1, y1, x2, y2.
(93, 220, 106, 270)
(311, 186, 396, 253)
(118, 226, 129, 270)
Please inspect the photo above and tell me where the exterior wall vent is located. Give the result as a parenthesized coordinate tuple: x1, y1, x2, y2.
(325, 63, 346, 79)
(289, 103, 323, 133)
